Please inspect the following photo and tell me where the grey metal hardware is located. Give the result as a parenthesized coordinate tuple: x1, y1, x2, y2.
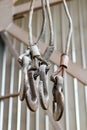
(52, 76, 64, 121)
(38, 0, 54, 110)
(25, 70, 38, 112)
(39, 65, 49, 110)
(50, 0, 73, 121)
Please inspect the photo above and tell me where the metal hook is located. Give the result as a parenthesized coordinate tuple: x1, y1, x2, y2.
(52, 76, 64, 121)
(39, 64, 49, 110)
(19, 72, 27, 101)
(25, 70, 38, 112)
(18, 53, 38, 112)
(18, 48, 30, 66)
(19, 55, 31, 101)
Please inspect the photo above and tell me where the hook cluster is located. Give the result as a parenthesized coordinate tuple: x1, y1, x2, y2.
(18, 0, 54, 112)
(18, 0, 72, 122)
(18, 46, 50, 111)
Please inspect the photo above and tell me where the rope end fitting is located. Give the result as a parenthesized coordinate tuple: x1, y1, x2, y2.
(30, 44, 40, 58)
(60, 53, 69, 69)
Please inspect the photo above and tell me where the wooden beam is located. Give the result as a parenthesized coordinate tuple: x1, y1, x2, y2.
(13, 0, 18, 4)
(6, 23, 29, 46)
(13, 0, 70, 17)
(6, 23, 87, 85)
(0, 0, 12, 32)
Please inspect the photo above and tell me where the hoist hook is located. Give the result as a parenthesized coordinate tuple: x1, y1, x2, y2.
(18, 53, 38, 112)
(18, 48, 30, 66)
(52, 76, 64, 121)
(25, 70, 38, 112)
(18, 51, 31, 101)
(39, 64, 49, 110)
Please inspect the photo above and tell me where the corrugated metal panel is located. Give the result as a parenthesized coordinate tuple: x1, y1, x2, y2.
(0, 0, 87, 130)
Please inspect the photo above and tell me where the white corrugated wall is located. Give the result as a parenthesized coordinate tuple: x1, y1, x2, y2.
(0, 0, 87, 130)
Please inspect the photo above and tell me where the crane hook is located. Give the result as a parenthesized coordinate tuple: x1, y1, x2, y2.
(18, 51, 38, 112)
(39, 64, 49, 110)
(52, 75, 64, 121)
(25, 70, 38, 112)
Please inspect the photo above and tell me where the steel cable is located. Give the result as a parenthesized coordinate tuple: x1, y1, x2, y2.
(63, 0, 73, 55)
(45, 0, 54, 46)
(28, 0, 47, 46)
(50, 0, 73, 121)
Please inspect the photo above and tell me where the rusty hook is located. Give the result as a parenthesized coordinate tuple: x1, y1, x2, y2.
(18, 52, 31, 101)
(39, 64, 49, 110)
(52, 76, 64, 121)
(18, 53, 38, 112)
(25, 70, 38, 112)
(18, 48, 30, 66)
(50, 54, 69, 121)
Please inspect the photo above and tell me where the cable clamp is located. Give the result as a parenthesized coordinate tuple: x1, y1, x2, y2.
(31, 44, 40, 57)
(60, 53, 69, 68)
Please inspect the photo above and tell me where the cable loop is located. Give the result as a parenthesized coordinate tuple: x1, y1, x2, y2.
(63, 0, 73, 55)
(38, 0, 54, 110)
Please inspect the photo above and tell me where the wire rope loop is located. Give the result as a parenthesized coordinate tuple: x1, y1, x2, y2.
(28, 0, 46, 46)
(63, 0, 73, 55)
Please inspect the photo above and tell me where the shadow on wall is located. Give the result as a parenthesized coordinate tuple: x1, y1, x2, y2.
(0, 34, 5, 86)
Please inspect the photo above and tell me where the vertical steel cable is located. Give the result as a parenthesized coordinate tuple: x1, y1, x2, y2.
(28, 0, 47, 46)
(0, 45, 8, 130)
(45, 0, 54, 46)
(36, 0, 46, 44)
(63, 0, 73, 55)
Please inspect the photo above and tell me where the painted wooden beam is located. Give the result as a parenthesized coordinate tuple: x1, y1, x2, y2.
(13, 0, 18, 4)
(6, 23, 87, 85)
(13, 0, 70, 17)
(0, 0, 12, 31)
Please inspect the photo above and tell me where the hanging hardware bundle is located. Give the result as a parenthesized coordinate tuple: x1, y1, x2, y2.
(50, 0, 73, 121)
(0, 0, 73, 122)
(18, 0, 54, 111)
